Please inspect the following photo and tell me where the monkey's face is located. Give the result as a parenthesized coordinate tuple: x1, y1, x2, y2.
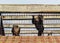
(14, 27, 19, 33)
(34, 16, 39, 21)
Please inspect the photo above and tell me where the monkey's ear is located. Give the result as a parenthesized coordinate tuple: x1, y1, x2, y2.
(32, 15, 34, 17)
(32, 15, 34, 19)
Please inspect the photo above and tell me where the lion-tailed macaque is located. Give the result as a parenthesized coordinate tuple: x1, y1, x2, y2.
(0, 26, 5, 36)
(12, 25, 20, 36)
(0, 16, 5, 36)
(32, 15, 44, 36)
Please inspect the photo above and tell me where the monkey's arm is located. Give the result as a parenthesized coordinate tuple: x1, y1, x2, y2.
(32, 16, 35, 24)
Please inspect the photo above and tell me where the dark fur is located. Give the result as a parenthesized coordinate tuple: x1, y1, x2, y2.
(0, 17, 5, 36)
(32, 15, 44, 36)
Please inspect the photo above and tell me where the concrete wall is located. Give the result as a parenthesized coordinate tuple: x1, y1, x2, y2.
(0, 4, 60, 12)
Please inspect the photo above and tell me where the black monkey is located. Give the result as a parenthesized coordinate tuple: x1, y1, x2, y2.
(32, 15, 44, 36)
(0, 16, 5, 36)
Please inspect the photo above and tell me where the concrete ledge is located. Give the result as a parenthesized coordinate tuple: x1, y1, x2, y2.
(5, 30, 60, 34)
(3, 24, 60, 28)
(2, 15, 60, 19)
